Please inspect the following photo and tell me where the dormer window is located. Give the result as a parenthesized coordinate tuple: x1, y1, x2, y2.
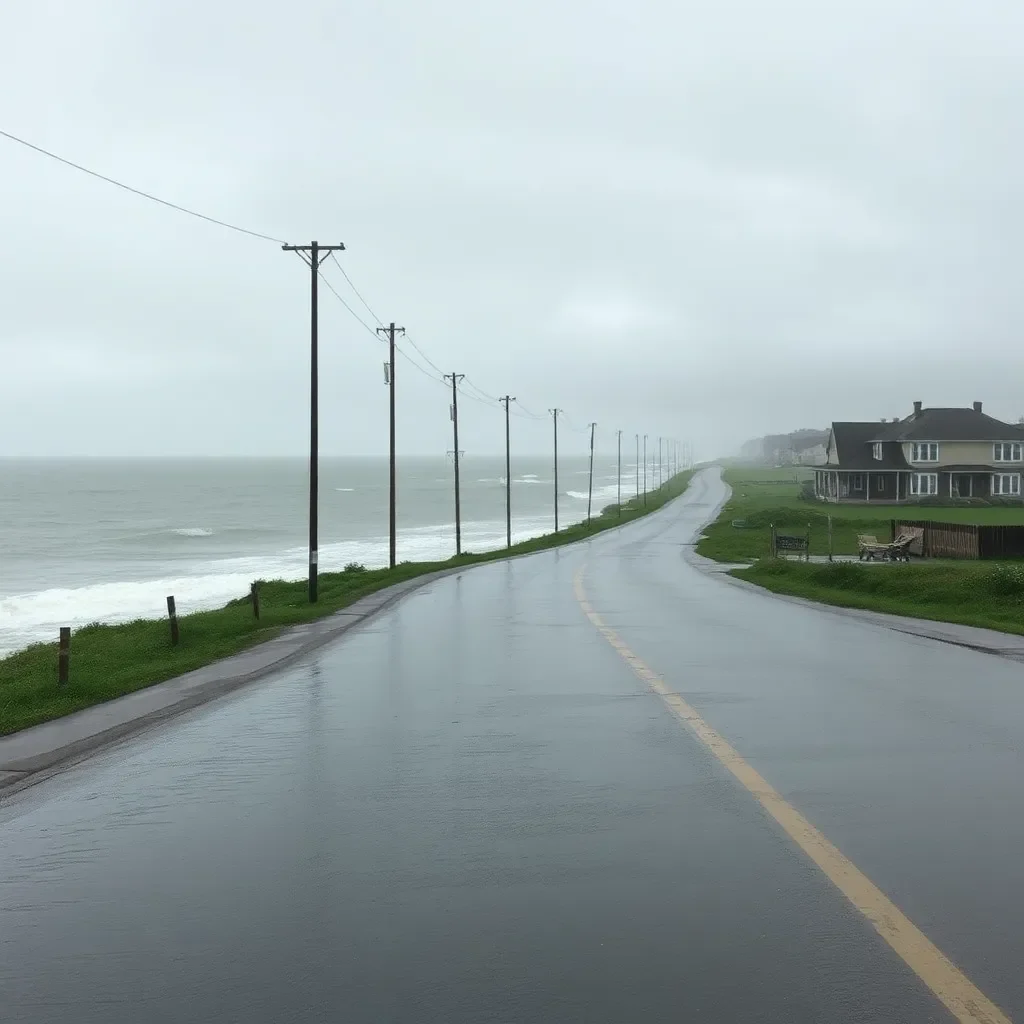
(872, 442, 883, 460)
(910, 442, 939, 462)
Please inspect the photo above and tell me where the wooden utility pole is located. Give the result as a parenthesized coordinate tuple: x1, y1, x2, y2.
(658, 436, 663, 488)
(500, 396, 516, 548)
(643, 434, 648, 506)
(617, 430, 622, 515)
(550, 409, 562, 532)
(281, 239, 346, 602)
(586, 422, 597, 525)
(444, 373, 465, 555)
(377, 322, 405, 569)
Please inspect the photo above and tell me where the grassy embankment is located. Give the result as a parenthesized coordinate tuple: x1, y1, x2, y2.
(698, 467, 1024, 636)
(0, 471, 692, 736)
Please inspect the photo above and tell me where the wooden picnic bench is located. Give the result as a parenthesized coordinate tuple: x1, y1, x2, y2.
(858, 532, 915, 562)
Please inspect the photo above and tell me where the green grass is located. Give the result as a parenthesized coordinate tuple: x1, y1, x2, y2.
(735, 559, 1024, 636)
(0, 471, 693, 736)
(697, 467, 1024, 563)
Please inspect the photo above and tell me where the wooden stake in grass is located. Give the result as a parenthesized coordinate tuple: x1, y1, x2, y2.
(58, 627, 70, 686)
(251, 582, 261, 620)
(167, 596, 179, 646)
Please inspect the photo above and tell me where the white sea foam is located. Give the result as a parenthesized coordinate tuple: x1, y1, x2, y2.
(335, 487, 355, 492)
(565, 484, 622, 503)
(0, 516, 557, 656)
(171, 528, 214, 537)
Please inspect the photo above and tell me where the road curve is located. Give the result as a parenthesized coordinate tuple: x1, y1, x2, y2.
(2, 468, 1023, 1023)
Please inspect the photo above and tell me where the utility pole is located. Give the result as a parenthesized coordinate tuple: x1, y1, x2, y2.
(550, 409, 562, 532)
(586, 422, 596, 525)
(444, 373, 465, 555)
(281, 239, 346, 603)
(643, 434, 648, 506)
(658, 436, 663, 489)
(635, 433, 640, 501)
(377, 322, 405, 569)
(617, 430, 622, 516)
(500, 396, 516, 548)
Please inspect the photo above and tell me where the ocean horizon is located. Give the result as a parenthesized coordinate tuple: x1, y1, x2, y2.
(0, 454, 661, 656)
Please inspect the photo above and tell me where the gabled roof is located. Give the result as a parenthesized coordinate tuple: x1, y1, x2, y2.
(871, 408, 1024, 442)
(829, 422, 910, 471)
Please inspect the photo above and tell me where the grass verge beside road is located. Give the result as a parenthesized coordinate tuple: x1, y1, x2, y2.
(734, 559, 1024, 636)
(700, 466, 1024, 636)
(0, 471, 692, 736)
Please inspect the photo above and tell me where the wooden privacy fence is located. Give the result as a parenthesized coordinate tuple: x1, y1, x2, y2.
(891, 520, 1024, 560)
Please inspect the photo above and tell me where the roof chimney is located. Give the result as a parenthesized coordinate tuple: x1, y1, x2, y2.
(913, 401, 922, 416)
(973, 401, 983, 413)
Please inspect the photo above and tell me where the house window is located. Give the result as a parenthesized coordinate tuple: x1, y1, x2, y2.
(872, 442, 883, 461)
(993, 442, 1023, 462)
(910, 442, 938, 462)
(850, 474, 864, 491)
(992, 474, 1021, 496)
(910, 472, 938, 496)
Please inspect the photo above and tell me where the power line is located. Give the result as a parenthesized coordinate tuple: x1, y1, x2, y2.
(462, 377, 501, 404)
(329, 252, 384, 328)
(401, 333, 447, 378)
(0, 127, 286, 244)
(1, 125, 585, 434)
(394, 344, 448, 388)
(316, 269, 381, 340)
(514, 400, 546, 421)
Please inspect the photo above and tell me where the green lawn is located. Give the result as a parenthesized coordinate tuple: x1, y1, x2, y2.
(735, 559, 1024, 636)
(698, 466, 1024, 636)
(0, 471, 692, 736)
(698, 467, 1024, 563)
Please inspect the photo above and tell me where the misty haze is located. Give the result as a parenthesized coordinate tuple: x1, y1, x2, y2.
(3, 3, 1024, 1023)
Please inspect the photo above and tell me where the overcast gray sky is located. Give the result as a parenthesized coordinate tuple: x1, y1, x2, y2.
(3, 0, 1024, 459)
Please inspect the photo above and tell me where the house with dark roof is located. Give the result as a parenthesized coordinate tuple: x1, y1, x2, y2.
(812, 401, 1024, 502)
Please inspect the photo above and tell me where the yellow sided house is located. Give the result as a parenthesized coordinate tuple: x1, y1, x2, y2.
(813, 401, 1024, 503)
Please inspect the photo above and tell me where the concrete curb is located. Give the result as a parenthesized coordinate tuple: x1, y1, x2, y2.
(1, 479, 695, 800)
(684, 472, 1024, 666)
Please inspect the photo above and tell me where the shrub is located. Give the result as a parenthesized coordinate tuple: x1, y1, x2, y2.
(343, 562, 368, 574)
(985, 564, 1024, 597)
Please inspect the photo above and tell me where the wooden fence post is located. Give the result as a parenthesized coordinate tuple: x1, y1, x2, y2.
(806, 523, 811, 562)
(251, 582, 261, 620)
(58, 627, 70, 686)
(827, 514, 833, 562)
(770, 523, 776, 558)
(167, 595, 179, 646)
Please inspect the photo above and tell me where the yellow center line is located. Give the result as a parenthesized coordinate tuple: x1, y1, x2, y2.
(572, 563, 1010, 1024)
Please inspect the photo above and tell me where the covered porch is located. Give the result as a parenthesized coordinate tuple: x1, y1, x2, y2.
(814, 469, 905, 502)
(944, 467, 992, 499)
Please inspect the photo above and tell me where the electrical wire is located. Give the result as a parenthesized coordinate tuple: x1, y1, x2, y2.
(0, 127, 286, 244)
(462, 378, 502, 404)
(314, 268, 382, 341)
(400, 333, 447, 378)
(329, 252, 385, 328)
(1, 126, 591, 430)
(514, 400, 546, 421)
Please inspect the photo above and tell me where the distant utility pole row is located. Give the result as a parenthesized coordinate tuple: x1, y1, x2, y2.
(281, 240, 691, 600)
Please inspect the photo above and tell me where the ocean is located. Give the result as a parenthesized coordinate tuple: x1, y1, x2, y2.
(0, 454, 654, 656)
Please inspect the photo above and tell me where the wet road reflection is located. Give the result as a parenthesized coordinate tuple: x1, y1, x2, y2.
(1, 470, 1020, 1022)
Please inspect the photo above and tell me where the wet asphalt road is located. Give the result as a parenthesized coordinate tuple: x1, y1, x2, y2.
(3, 468, 1024, 1023)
